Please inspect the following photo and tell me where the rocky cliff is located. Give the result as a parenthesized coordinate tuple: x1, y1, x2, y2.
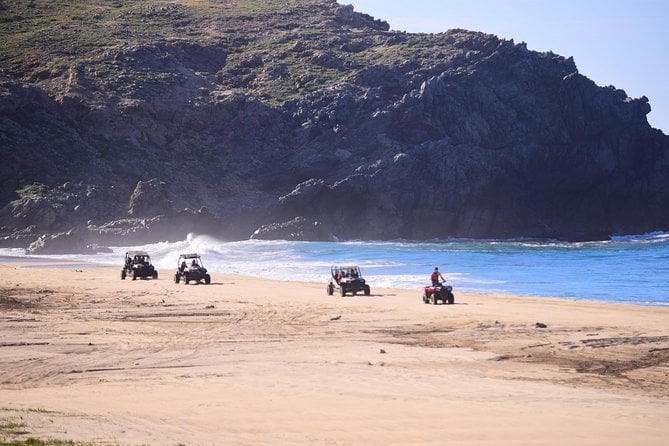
(1, 0, 667, 253)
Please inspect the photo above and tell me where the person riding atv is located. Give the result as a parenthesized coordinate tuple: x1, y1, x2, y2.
(423, 267, 455, 304)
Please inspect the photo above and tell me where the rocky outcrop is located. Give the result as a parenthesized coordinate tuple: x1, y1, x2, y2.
(24, 207, 223, 254)
(259, 40, 668, 241)
(251, 217, 335, 241)
(128, 179, 172, 218)
(0, 1, 667, 252)
(27, 229, 108, 255)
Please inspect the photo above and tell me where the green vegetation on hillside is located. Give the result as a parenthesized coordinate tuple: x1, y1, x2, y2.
(0, 0, 471, 106)
(0, 0, 328, 73)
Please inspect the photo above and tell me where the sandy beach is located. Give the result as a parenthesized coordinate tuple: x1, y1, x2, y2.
(1, 261, 668, 445)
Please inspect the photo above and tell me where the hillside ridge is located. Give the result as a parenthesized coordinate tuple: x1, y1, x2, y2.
(1, 0, 667, 252)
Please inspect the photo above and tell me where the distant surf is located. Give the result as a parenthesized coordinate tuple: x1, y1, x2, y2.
(2, 232, 668, 306)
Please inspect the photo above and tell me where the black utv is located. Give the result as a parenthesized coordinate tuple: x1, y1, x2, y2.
(327, 265, 371, 296)
(175, 253, 211, 285)
(121, 250, 158, 280)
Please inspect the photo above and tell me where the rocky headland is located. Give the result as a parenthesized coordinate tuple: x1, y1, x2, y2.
(1, 0, 667, 253)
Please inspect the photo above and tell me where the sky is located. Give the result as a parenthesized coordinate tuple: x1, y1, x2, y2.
(346, 0, 669, 133)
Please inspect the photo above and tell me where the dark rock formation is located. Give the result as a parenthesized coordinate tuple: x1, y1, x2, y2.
(128, 179, 172, 218)
(0, 1, 667, 252)
(251, 216, 335, 241)
(27, 229, 103, 255)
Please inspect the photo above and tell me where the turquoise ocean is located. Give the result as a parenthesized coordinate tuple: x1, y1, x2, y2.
(3, 232, 668, 306)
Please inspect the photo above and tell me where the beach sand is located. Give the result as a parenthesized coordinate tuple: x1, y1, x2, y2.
(1, 261, 668, 445)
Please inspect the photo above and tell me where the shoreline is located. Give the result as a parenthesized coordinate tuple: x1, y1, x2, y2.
(1, 256, 666, 308)
(1, 264, 668, 444)
(0, 256, 113, 270)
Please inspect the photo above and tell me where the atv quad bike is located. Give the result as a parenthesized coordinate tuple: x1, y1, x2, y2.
(175, 253, 211, 285)
(422, 283, 455, 305)
(121, 250, 158, 280)
(327, 265, 370, 296)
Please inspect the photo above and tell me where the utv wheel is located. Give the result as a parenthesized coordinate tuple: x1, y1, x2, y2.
(327, 284, 334, 295)
(132, 271, 137, 281)
(364, 285, 370, 296)
(183, 273, 189, 285)
(340, 286, 346, 297)
(205, 274, 211, 285)
(121, 270, 126, 280)
(174, 273, 180, 284)
(153, 271, 158, 279)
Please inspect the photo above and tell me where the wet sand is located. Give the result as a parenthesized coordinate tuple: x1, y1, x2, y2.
(1, 262, 668, 445)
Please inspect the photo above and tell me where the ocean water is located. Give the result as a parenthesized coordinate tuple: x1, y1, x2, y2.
(2, 232, 668, 306)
